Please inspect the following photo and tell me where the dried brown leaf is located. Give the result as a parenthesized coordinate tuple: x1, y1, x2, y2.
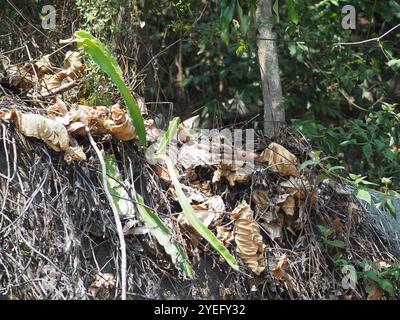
(48, 97, 69, 118)
(177, 123, 194, 143)
(68, 104, 137, 141)
(153, 164, 173, 182)
(272, 253, 292, 286)
(261, 213, 284, 243)
(64, 51, 85, 80)
(145, 119, 162, 143)
(280, 176, 318, 204)
(231, 201, 265, 275)
(33, 55, 52, 78)
(213, 161, 254, 187)
(216, 226, 234, 247)
(261, 142, 298, 176)
(41, 70, 69, 93)
(331, 218, 344, 238)
(367, 280, 383, 300)
(280, 195, 296, 216)
(89, 273, 116, 299)
(64, 146, 86, 164)
(252, 190, 275, 220)
(2, 109, 70, 151)
(103, 105, 136, 141)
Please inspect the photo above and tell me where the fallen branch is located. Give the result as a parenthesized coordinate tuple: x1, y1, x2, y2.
(86, 128, 127, 300)
(40, 80, 78, 98)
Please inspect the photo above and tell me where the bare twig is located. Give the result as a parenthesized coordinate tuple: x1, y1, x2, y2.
(40, 81, 78, 98)
(336, 23, 400, 46)
(86, 128, 127, 300)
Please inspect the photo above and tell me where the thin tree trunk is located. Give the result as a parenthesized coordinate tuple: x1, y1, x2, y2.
(256, 0, 285, 137)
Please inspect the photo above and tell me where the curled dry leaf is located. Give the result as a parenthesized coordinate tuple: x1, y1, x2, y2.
(64, 146, 86, 164)
(153, 164, 173, 182)
(231, 201, 265, 275)
(272, 253, 292, 286)
(145, 119, 162, 143)
(48, 97, 69, 118)
(0, 54, 10, 70)
(177, 123, 194, 143)
(64, 51, 85, 80)
(103, 105, 136, 141)
(89, 273, 116, 299)
(1, 54, 33, 89)
(212, 160, 254, 187)
(33, 55, 52, 78)
(68, 104, 137, 141)
(37, 51, 83, 94)
(41, 70, 69, 93)
(192, 180, 213, 197)
(181, 184, 206, 203)
(252, 190, 285, 242)
(260, 142, 298, 176)
(0, 109, 87, 164)
(261, 213, 284, 243)
(216, 226, 234, 247)
(280, 176, 318, 204)
(1, 109, 70, 151)
(280, 195, 296, 216)
(252, 190, 273, 218)
(179, 141, 218, 170)
(133, 92, 148, 115)
(5, 65, 34, 90)
(331, 218, 344, 238)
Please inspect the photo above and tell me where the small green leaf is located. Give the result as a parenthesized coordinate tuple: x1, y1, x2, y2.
(317, 225, 334, 238)
(349, 173, 360, 181)
(285, 0, 299, 24)
(300, 159, 317, 170)
(340, 139, 357, 146)
(387, 59, 400, 71)
(364, 271, 395, 296)
(354, 188, 372, 204)
(324, 239, 347, 248)
(384, 149, 394, 161)
(381, 177, 392, 185)
(327, 165, 345, 173)
(155, 117, 179, 155)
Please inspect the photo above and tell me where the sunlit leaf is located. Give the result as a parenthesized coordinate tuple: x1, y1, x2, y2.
(354, 188, 372, 204)
(73, 31, 147, 148)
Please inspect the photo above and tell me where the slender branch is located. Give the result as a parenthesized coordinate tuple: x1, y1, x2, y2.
(40, 81, 78, 98)
(336, 23, 400, 46)
(86, 128, 127, 300)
